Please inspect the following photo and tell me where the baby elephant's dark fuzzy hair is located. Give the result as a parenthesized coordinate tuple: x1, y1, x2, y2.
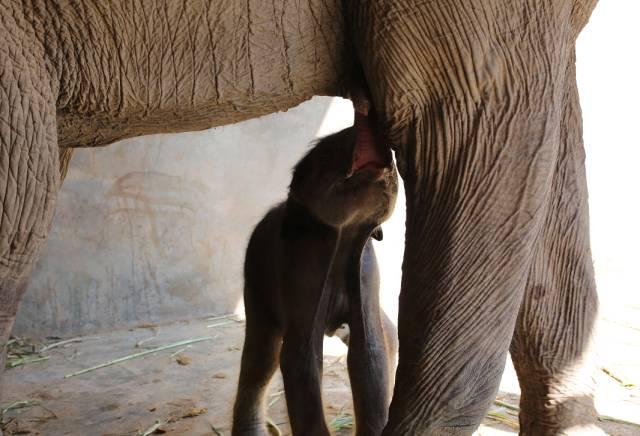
(289, 126, 355, 192)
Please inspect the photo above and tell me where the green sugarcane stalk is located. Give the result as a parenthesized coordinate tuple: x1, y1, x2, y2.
(64, 336, 213, 378)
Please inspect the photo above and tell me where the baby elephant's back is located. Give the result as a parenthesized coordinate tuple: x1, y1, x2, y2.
(243, 204, 287, 305)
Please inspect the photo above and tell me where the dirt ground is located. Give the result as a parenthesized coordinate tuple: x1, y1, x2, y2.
(1, 310, 639, 436)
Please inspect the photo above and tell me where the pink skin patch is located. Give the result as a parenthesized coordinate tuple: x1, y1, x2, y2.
(351, 112, 388, 174)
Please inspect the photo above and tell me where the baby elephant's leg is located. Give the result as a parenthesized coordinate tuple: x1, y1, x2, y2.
(233, 306, 282, 436)
(280, 326, 328, 436)
(380, 310, 398, 385)
(347, 241, 393, 435)
(278, 235, 340, 436)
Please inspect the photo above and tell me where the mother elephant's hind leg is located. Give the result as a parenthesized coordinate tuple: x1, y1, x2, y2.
(510, 53, 601, 436)
(0, 62, 60, 391)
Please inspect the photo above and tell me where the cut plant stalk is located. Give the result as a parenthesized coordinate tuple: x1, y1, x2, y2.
(206, 313, 238, 322)
(486, 410, 519, 429)
(1, 400, 41, 418)
(39, 336, 99, 353)
(210, 424, 224, 436)
(598, 415, 640, 428)
(170, 345, 192, 357)
(140, 420, 163, 436)
(206, 318, 243, 328)
(493, 399, 520, 412)
(329, 413, 353, 431)
(64, 336, 213, 378)
(6, 356, 49, 369)
(601, 366, 636, 388)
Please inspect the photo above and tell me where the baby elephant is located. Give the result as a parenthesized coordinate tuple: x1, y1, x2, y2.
(233, 113, 398, 436)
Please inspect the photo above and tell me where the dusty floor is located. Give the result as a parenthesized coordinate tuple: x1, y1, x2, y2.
(1, 313, 639, 436)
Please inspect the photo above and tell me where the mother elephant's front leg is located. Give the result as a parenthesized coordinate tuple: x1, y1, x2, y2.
(388, 98, 559, 434)
(347, 1, 598, 434)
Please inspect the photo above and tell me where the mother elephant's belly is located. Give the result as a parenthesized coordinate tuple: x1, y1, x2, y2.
(57, 94, 319, 148)
(54, 0, 350, 148)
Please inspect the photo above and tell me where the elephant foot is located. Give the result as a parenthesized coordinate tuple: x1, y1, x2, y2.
(518, 394, 601, 435)
(514, 353, 602, 436)
(518, 401, 604, 436)
(1, 277, 32, 399)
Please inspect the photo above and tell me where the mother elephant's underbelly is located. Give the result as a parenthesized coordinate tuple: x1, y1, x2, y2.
(54, 0, 351, 148)
(57, 93, 327, 148)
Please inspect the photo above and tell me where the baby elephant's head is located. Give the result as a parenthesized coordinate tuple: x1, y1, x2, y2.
(288, 116, 398, 231)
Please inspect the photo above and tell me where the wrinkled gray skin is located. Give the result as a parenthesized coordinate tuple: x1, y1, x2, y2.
(1, 1, 600, 435)
(233, 124, 398, 436)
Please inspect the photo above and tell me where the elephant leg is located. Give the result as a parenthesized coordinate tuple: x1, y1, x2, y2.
(0, 278, 31, 378)
(380, 310, 398, 381)
(346, 241, 393, 435)
(510, 52, 601, 436)
(280, 328, 329, 436)
(346, 1, 597, 434)
(276, 232, 340, 435)
(385, 103, 556, 436)
(0, 60, 60, 394)
(233, 312, 282, 436)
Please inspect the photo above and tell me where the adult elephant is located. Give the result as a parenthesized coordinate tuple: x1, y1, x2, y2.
(0, 1, 600, 435)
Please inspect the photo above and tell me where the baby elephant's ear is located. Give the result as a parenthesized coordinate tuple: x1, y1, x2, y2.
(371, 226, 384, 241)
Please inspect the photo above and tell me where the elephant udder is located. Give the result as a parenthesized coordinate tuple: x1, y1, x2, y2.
(352, 113, 389, 173)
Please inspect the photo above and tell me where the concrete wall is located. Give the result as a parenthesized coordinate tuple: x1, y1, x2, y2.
(14, 97, 403, 337)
